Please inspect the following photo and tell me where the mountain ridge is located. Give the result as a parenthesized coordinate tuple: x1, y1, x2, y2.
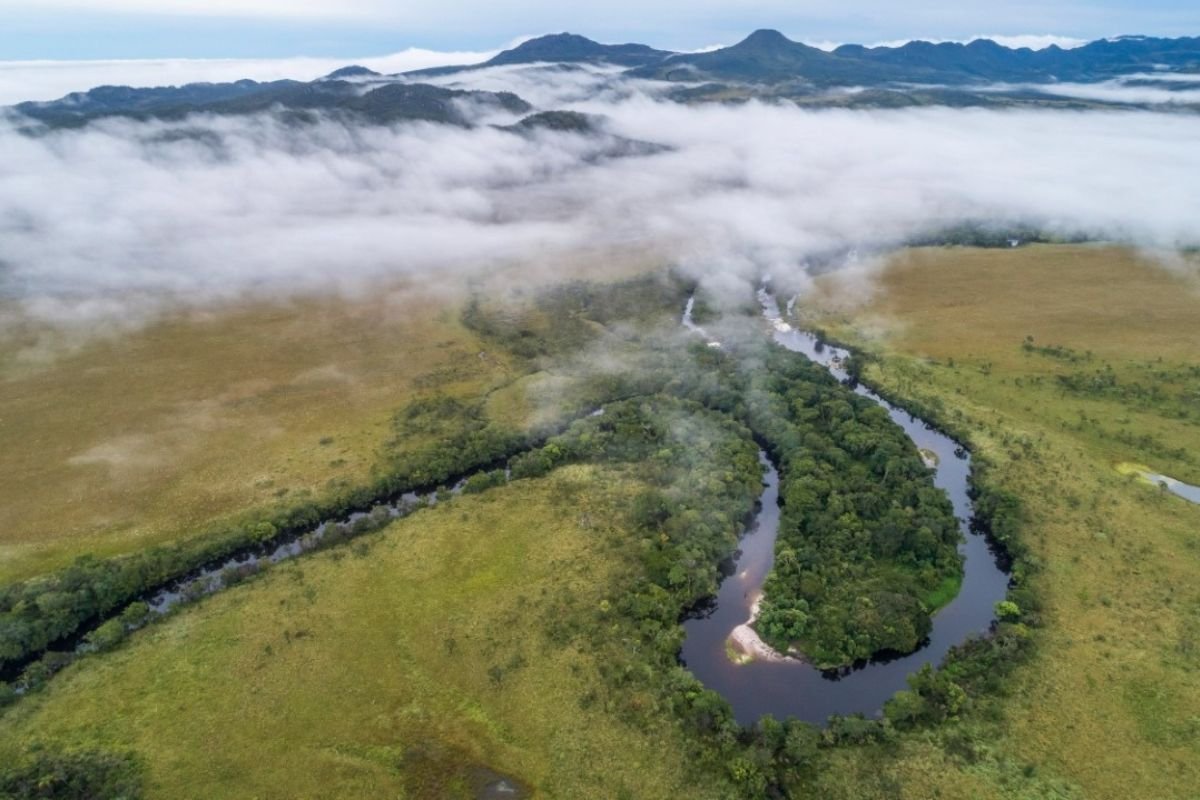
(632, 28, 1200, 84)
(9, 29, 1200, 127)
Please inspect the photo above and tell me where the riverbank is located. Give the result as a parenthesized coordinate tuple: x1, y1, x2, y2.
(798, 244, 1200, 800)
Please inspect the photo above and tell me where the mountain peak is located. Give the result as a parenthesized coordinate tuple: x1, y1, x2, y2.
(737, 29, 796, 49)
(510, 32, 596, 50)
(482, 31, 673, 68)
(323, 65, 380, 80)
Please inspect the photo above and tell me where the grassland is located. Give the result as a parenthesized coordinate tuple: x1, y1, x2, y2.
(5, 242, 1198, 799)
(0, 285, 524, 585)
(0, 464, 728, 799)
(799, 244, 1200, 800)
(0, 245, 669, 588)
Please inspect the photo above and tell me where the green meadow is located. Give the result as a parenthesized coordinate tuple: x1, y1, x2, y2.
(800, 244, 1200, 799)
(0, 465, 728, 799)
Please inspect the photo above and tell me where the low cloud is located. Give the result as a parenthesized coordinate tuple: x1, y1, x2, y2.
(2, 82, 1199, 338)
(984, 75, 1200, 105)
(0, 48, 501, 106)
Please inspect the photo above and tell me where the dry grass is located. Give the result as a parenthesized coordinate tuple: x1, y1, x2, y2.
(810, 244, 1200, 363)
(0, 284, 516, 584)
(0, 243, 675, 586)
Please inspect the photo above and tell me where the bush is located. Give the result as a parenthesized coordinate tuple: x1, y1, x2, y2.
(462, 470, 507, 494)
(0, 745, 143, 800)
(85, 619, 127, 652)
(994, 600, 1021, 622)
(20, 652, 75, 692)
(118, 602, 151, 629)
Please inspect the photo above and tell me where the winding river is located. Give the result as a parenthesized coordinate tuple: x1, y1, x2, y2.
(11, 292, 1012, 720)
(679, 291, 1012, 725)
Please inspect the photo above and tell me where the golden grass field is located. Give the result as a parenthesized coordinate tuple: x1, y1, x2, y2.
(0, 464, 724, 799)
(0, 247, 666, 587)
(802, 244, 1200, 800)
(0, 286, 519, 585)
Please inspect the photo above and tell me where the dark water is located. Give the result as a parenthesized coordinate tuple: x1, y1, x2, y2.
(679, 291, 1012, 725)
(1140, 471, 1200, 504)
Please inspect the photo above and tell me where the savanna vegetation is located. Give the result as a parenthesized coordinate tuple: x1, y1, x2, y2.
(797, 243, 1200, 799)
(8, 244, 1190, 799)
(0, 287, 514, 586)
(1, 263, 1012, 799)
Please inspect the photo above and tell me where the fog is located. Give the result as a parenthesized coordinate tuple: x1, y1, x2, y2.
(980, 74, 1200, 105)
(0, 47, 501, 105)
(2, 73, 1199, 336)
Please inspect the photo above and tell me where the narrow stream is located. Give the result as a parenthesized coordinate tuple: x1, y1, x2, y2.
(1138, 471, 1200, 504)
(679, 291, 1011, 725)
(3, 469, 492, 686)
(142, 484, 460, 615)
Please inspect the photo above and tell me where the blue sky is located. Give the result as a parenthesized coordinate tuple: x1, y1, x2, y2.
(2, 0, 1198, 60)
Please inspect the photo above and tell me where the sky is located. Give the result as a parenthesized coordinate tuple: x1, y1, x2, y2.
(2, 0, 1197, 61)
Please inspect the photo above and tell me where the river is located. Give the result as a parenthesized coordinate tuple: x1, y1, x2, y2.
(679, 291, 1011, 725)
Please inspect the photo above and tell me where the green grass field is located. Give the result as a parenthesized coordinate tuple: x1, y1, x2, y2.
(0, 464, 726, 800)
(799, 244, 1200, 799)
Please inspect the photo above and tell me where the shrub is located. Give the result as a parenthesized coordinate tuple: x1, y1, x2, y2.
(0, 745, 143, 800)
(994, 600, 1021, 622)
(118, 602, 151, 629)
(85, 619, 127, 652)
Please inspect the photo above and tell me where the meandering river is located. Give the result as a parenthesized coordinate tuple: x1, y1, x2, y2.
(8, 293, 1012, 718)
(679, 291, 1012, 725)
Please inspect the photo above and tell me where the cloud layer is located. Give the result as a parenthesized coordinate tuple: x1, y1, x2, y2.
(2, 73, 1199, 335)
(984, 74, 1200, 105)
(0, 49, 503, 106)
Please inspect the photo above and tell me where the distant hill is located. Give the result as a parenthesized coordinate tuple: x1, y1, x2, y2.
(502, 109, 603, 133)
(405, 32, 677, 77)
(499, 109, 669, 158)
(632, 29, 894, 85)
(836, 34, 1200, 83)
(634, 29, 1200, 86)
(15, 80, 531, 128)
(487, 32, 673, 67)
(321, 65, 381, 80)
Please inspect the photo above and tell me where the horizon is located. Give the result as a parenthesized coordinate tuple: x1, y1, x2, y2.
(1, 27, 1192, 107)
(2, 0, 1199, 61)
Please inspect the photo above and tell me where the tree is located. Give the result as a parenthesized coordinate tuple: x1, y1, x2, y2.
(994, 600, 1021, 622)
(883, 689, 927, 728)
(782, 721, 821, 773)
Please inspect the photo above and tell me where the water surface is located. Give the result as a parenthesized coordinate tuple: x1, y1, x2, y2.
(1140, 471, 1200, 504)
